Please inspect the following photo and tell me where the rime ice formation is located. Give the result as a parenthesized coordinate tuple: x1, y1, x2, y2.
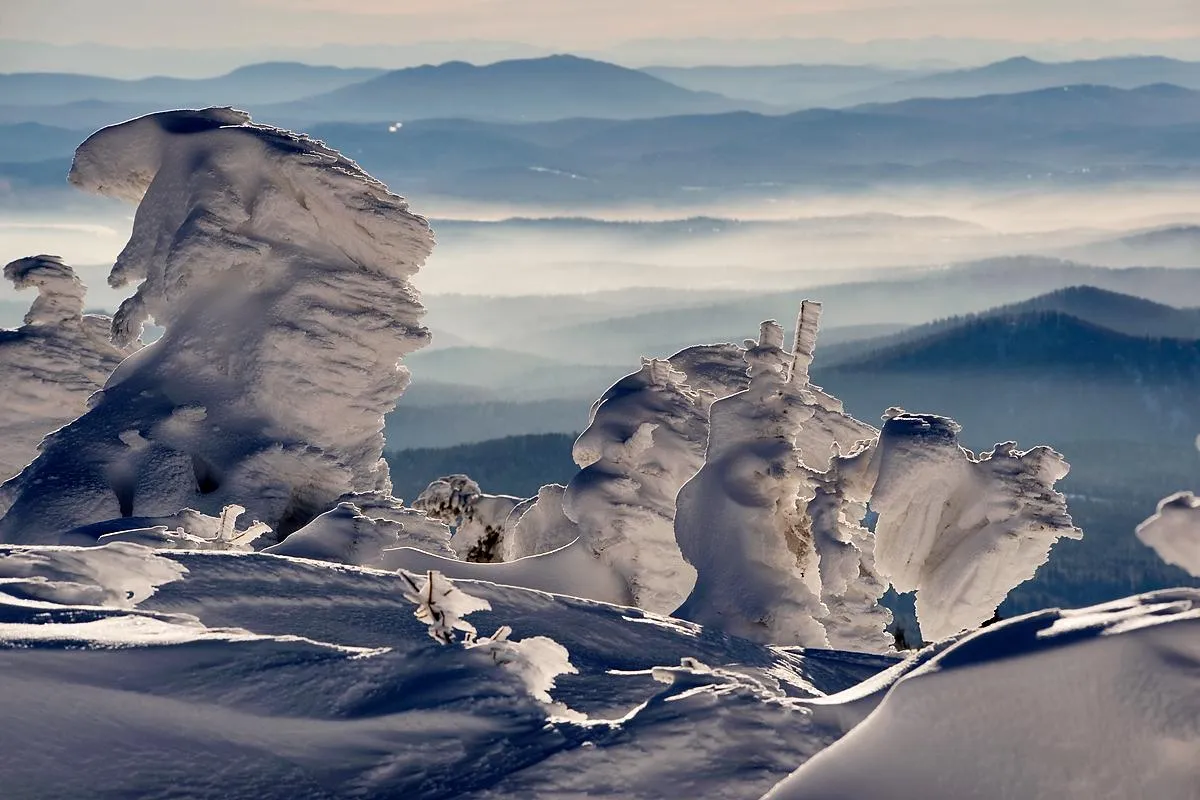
(0, 256, 137, 487)
(563, 358, 709, 613)
(413, 475, 524, 562)
(91, 504, 272, 551)
(666, 342, 750, 400)
(0, 109, 434, 544)
(1136, 491, 1200, 577)
(869, 411, 1080, 641)
(807, 449, 895, 653)
(674, 319, 830, 646)
(502, 484, 581, 561)
(674, 306, 891, 648)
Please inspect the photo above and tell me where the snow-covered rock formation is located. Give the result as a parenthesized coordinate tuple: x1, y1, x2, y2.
(563, 358, 711, 613)
(0, 108, 434, 544)
(413, 475, 524, 562)
(0, 255, 137, 487)
(1136, 491, 1200, 577)
(869, 410, 1080, 641)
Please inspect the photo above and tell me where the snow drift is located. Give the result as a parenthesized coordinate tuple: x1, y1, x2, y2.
(0, 108, 434, 544)
(765, 588, 1200, 800)
(0, 255, 137, 488)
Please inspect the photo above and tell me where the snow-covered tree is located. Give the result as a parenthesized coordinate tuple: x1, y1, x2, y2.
(413, 475, 524, 562)
(674, 316, 832, 646)
(0, 109, 434, 544)
(562, 358, 711, 613)
(674, 304, 892, 650)
(0, 256, 137, 488)
(868, 410, 1080, 641)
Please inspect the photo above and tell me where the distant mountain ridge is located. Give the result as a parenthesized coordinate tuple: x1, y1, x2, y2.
(821, 285, 1200, 367)
(277, 54, 763, 122)
(0, 62, 385, 106)
(845, 56, 1200, 104)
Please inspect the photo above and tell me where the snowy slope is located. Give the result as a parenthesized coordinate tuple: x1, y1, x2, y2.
(3, 543, 1196, 799)
(766, 588, 1200, 800)
(0, 543, 892, 799)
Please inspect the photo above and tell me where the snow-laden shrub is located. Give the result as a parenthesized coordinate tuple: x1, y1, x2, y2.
(413, 475, 524, 562)
(399, 569, 578, 709)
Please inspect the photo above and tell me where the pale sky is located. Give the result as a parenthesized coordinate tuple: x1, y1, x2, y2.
(3, 0, 1198, 49)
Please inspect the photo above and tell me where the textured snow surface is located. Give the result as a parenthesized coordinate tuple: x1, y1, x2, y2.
(765, 589, 1200, 800)
(0, 108, 433, 544)
(1137, 491, 1200, 577)
(870, 411, 1081, 641)
(0, 255, 137, 487)
(0, 544, 894, 799)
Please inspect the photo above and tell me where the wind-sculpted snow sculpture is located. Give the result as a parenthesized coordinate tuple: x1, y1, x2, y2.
(674, 304, 893, 649)
(0, 256, 137, 488)
(0, 109, 434, 544)
(1136, 491, 1200, 577)
(563, 358, 711, 613)
(806, 447, 895, 652)
(413, 475, 524, 562)
(869, 410, 1080, 641)
(674, 317, 833, 646)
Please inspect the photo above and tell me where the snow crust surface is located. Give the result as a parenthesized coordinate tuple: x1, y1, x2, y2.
(0, 544, 893, 799)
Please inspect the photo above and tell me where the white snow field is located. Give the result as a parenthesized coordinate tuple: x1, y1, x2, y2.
(0, 110, 1197, 799)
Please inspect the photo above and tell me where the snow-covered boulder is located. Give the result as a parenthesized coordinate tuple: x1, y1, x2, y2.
(1136, 491, 1200, 577)
(0, 255, 137, 488)
(0, 109, 434, 544)
(563, 358, 709, 613)
(869, 410, 1081, 641)
(413, 475, 524, 562)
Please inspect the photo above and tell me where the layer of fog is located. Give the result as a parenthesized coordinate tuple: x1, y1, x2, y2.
(3, 185, 1197, 312)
